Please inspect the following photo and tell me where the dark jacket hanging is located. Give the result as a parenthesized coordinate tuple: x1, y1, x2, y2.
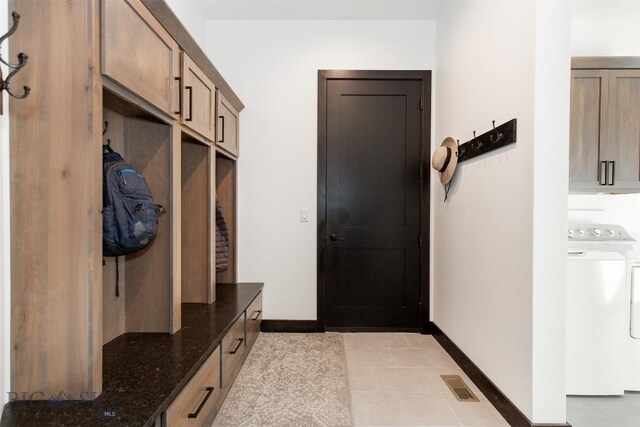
(216, 198, 230, 271)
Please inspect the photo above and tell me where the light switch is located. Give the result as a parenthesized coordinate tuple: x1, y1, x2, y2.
(300, 209, 309, 222)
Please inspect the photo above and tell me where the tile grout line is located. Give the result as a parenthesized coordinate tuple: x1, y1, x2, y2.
(441, 391, 466, 427)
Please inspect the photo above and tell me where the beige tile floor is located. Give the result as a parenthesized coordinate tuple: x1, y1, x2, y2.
(343, 333, 510, 427)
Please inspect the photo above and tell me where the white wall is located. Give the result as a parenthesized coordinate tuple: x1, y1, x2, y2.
(165, 0, 208, 51)
(205, 20, 436, 319)
(571, 0, 640, 55)
(434, 0, 570, 423)
(0, 0, 10, 413)
(532, 0, 571, 422)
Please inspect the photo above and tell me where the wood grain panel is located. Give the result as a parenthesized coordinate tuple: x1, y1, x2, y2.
(124, 117, 173, 332)
(607, 69, 640, 189)
(165, 346, 221, 427)
(182, 54, 216, 141)
(171, 123, 182, 332)
(572, 57, 640, 70)
(216, 91, 239, 158)
(220, 315, 246, 388)
(570, 70, 608, 191)
(102, 109, 127, 344)
(246, 294, 262, 347)
(140, 0, 245, 112)
(102, 0, 179, 115)
(181, 141, 212, 303)
(215, 155, 236, 284)
(10, 0, 102, 398)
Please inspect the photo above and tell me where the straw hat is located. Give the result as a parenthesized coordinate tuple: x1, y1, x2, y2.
(431, 137, 458, 185)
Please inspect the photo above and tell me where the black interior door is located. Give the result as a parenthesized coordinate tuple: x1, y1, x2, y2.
(321, 75, 424, 330)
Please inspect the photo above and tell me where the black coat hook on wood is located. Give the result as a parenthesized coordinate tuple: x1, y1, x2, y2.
(103, 121, 109, 136)
(0, 12, 30, 105)
(456, 118, 517, 163)
(471, 131, 483, 151)
(456, 139, 465, 158)
(490, 120, 503, 144)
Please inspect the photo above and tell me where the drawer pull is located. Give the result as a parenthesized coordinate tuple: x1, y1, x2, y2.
(218, 115, 225, 143)
(188, 386, 214, 419)
(251, 310, 262, 321)
(186, 86, 193, 121)
(229, 338, 244, 354)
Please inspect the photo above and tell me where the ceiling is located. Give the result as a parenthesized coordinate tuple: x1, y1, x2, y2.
(195, 0, 640, 21)
(196, 0, 445, 20)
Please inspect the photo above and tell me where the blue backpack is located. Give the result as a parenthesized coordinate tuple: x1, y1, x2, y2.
(102, 145, 166, 258)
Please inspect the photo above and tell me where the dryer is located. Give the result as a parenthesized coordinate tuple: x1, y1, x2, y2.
(568, 224, 640, 394)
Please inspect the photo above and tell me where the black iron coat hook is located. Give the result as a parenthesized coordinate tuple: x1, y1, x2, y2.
(0, 12, 30, 105)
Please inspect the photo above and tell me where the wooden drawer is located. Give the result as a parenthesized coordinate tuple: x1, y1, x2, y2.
(246, 293, 262, 347)
(221, 315, 246, 387)
(165, 346, 221, 427)
(102, 0, 179, 115)
(216, 91, 239, 157)
(181, 53, 216, 141)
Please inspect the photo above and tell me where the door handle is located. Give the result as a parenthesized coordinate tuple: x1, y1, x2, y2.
(186, 86, 193, 121)
(608, 161, 615, 186)
(329, 234, 345, 241)
(250, 310, 261, 321)
(174, 77, 182, 115)
(188, 387, 214, 418)
(229, 338, 244, 354)
(599, 161, 607, 185)
(219, 115, 225, 143)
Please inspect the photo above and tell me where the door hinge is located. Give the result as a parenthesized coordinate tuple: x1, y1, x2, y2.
(419, 98, 424, 111)
(418, 301, 423, 317)
(418, 234, 422, 247)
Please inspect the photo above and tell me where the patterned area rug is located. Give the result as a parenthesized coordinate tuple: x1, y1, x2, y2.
(213, 333, 352, 427)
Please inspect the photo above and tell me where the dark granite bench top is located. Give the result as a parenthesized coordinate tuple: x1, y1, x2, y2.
(0, 282, 264, 427)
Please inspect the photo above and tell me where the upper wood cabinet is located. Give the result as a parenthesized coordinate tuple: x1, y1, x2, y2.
(216, 91, 240, 157)
(102, 0, 180, 116)
(570, 70, 608, 190)
(605, 70, 640, 190)
(570, 66, 640, 192)
(181, 53, 217, 141)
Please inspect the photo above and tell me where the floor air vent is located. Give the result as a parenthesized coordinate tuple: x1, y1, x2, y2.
(441, 375, 480, 402)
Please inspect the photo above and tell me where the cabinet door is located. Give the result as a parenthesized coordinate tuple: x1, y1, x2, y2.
(216, 91, 240, 157)
(182, 54, 216, 141)
(102, 0, 179, 115)
(606, 70, 640, 190)
(570, 70, 608, 191)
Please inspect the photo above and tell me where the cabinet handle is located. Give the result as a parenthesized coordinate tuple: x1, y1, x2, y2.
(251, 310, 262, 321)
(174, 77, 182, 115)
(186, 86, 193, 122)
(218, 115, 225, 143)
(229, 337, 244, 354)
(609, 161, 615, 186)
(600, 161, 607, 185)
(187, 386, 214, 419)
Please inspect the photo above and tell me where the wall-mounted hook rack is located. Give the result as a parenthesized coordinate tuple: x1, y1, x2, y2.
(0, 12, 30, 114)
(457, 118, 517, 163)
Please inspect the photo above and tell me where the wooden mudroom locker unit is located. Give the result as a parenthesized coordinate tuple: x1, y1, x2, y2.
(2, 0, 259, 425)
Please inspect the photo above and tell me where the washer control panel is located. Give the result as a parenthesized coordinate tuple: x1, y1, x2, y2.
(568, 224, 635, 241)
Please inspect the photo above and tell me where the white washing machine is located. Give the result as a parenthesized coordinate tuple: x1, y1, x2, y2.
(567, 224, 640, 395)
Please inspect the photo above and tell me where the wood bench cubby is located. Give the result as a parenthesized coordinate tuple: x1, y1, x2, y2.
(216, 153, 238, 284)
(6, 0, 247, 413)
(181, 137, 215, 304)
(101, 90, 178, 342)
